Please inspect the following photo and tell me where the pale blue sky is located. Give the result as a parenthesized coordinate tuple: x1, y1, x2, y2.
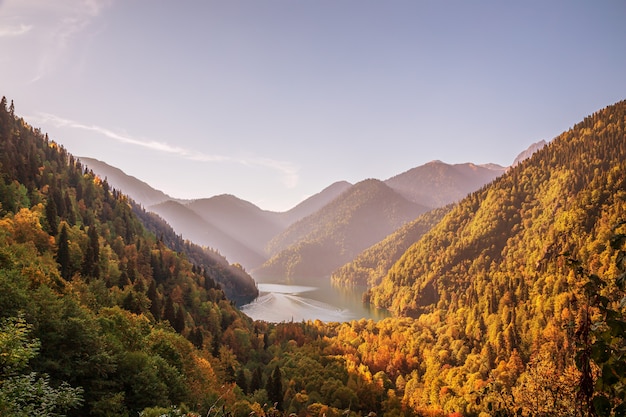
(1, 0, 625, 211)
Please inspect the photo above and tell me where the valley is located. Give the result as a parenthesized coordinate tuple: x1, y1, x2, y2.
(82, 154, 510, 323)
(1, 97, 625, 417)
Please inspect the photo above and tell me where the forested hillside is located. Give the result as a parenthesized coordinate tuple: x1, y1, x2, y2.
(369, 100, 626, 316)
(82, 157, 357, 272)
(0, 98, 262, 415)
(78, 157, 172, 207)
(359, 100, 626, 414)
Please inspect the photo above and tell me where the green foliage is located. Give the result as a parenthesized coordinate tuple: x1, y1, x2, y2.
(0, 98, 256, 416)
(0, 316, 83, 417)
(0, 373, 84, 417)
(570, 220, 626, 417)
(56, 223, 71, 280)
(0, 316, 40, 377)
(266, 365, 283, 409)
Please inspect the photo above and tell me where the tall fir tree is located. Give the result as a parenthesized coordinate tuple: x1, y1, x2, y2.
(82, 225, 100, 278)
(266, 365, 283, 410)
(56, 223, 71, 280)
(250, 366, 263, 393)
(45, 197, 58, 236)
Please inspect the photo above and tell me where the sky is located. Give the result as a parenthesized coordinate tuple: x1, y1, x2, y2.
(1, 1, 625, 211)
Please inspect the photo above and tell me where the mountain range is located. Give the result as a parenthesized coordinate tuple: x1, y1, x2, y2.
(80, 157, 511, 278)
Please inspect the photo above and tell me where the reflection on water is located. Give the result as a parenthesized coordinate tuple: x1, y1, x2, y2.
(240, 277, 390, 323)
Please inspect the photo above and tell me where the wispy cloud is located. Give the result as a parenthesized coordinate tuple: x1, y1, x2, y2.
(0, 0, 113, 82)
(0, 23, 33, 37)
(34, 113, 300, 188)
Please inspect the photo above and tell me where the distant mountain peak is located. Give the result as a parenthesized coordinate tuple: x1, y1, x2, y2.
(385, 160, 505, 208)
(479, 163, 507, 170)
(512, 139, 548, 166)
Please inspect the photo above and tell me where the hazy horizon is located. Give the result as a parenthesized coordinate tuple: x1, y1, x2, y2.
(1, 1, 625, 211)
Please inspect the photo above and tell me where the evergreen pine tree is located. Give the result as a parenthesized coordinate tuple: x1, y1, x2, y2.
(82, 225, 100, 278)
(250, 366, 263, 393)
(45, 197, 58, 236)
(147, 280, 161, 319)
(173, 306, 186, 334)
(235, 368, 248, 394)
(189, 327, 203, 349)
(122, 291, 139, 314)
(63, 192, 76, 225)
(52, 188, 66, 219)
(164, 297, 176, 328)
(266, 365, 283, 409)
(56, 223, 71, 280)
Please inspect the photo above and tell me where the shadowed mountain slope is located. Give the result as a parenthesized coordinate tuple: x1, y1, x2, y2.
(331, 204, 453, 288)
(255, 179, 430, 280)
(148, 199, 268, 269)
(278, 181, 353, 226)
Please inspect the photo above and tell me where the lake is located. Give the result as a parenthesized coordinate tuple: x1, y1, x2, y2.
(240, 277, 391, 323)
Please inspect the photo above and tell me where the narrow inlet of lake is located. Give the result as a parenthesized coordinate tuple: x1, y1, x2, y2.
(240, 278, 390, 323)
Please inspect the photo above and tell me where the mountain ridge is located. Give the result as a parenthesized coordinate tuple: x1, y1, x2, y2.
(81, 139, 545, 279)
(78, 156, 175, 207)
(384, 160, 506, 208)
(254, 178, 430, 280)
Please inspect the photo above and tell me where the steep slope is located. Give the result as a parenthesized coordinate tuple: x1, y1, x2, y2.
(77, 158, 355, 270)
(185, 195, 283, 263)
(149, 199, 267, 270)
(0, 98, 260, 415)
(277, 180, 353, 226)
(330, 143, 543, 289)
(255, 179, 429, 280)
(79, 156, 173, 207)
(370, 100, 626, 318)
(384, 160, 505, 208)
(331, 204, 453, 288)
(133, 201, 259, 304)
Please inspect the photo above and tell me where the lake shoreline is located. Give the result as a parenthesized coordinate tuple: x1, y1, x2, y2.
(240, 279, 390, 323)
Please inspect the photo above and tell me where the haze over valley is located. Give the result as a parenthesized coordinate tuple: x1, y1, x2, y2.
(82, 146, 528, 322)
(81, 157, 509, 274)
(1, 1, 625, 415)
